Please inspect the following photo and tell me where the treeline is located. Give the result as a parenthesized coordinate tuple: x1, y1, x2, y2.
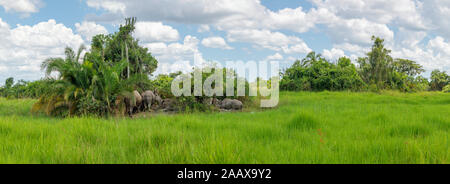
(0, 78, 56, 99)
(280, 37, 450, 93)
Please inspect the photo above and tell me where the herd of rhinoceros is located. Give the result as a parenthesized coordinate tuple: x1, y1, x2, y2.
(123, 90, 244, 116)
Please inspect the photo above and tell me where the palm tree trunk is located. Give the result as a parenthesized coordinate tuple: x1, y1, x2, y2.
(126, 42, 130, 79)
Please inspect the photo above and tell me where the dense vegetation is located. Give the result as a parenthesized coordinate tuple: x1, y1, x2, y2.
(0, 18, 253, 117)
(0, 78, 57, 99)
(280, 36, 450, 93)
(0, 92, 448, 164)
(0, 20, 449, 117)
(280, 53, 366, 91)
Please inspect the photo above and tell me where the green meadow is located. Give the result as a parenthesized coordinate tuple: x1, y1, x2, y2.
(0, 91, 448, 164)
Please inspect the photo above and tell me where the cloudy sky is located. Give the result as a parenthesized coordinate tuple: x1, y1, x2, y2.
(0, 0, 449, 84)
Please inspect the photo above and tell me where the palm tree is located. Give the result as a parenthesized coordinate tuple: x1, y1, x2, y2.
(33, 18, 158, 117)
(34, 45, 89, 116)
(34, 44, 149, 117)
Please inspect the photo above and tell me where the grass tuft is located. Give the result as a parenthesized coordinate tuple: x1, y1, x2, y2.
(288, 112, 319, 131)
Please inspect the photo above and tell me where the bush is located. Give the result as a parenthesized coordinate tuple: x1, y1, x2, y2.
(76, 96, 109, 117)
(150, 74, 176, 99)
(430, 70, 449, 91)
(443, 85, 450, 93)
(368, 84, 379, 93)
(0, 78, 57, 99)
(280, 54, 366, 92)
(164, 67, 257, 112)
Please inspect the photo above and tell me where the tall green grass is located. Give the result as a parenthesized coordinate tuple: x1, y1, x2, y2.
(0, 91, 448, 164)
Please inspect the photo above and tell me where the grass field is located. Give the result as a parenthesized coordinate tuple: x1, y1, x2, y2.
(0, 91, 448, 164)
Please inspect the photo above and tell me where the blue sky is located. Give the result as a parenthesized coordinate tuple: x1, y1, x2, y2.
(0, 0, 449, 84)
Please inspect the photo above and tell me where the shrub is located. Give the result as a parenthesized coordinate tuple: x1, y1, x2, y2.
(280, 53, 366, 92)
(443, 85, 450, 93)
(430, 70, 449, 91)
(150, 74, 175, 99)
(76, 96, 109, 117)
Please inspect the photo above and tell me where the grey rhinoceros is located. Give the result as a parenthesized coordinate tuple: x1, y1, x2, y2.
(212, 98, 222, 108)
(141, 90, 155, 112)
(142, 90, 163, 111)
(124, 90, 143, 116)
(220, 99, 243, 110)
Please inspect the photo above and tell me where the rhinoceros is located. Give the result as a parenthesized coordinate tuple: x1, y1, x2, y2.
(212, 98, 222, 108)
(153, 91, 163, 108)
(220, 99, 243, 110)
(124, 90, 143, 116)
(141, 90, 155, 112)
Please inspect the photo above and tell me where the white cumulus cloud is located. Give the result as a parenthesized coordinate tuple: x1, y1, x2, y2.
(134, 21, 180, 43)
(0, 18, 84, 82)
(266, 53, 283, 60)
(0, 0, 43, 17)
(227, 29, 311, 54)
(144, 35, 208, 75)
(75, 21, 108, 42)
(201, 37, 233, 50)
(323, 48, 346, 61)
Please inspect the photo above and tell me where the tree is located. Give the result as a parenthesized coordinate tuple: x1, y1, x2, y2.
(35, 44, 144, 116)
(430, 70, 449, 91)
(358, 36, 394, 89)
(338, 57, 352, 68)
(33, 18, 160, 117)
(87, 17, 158, 80)
(295, 52, 325, 67)
(280, 53, 365, 91)
(5, 77, 14, 89)
(393, 59, 424, 77)
(443, 84, 450, 93)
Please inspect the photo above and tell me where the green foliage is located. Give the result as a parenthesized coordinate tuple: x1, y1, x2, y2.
(430, 70, 449, 91)
(31, 18, 157, 117)
(393, 59, 425, 77)
(0, 78, 56, 99)
(24, 17, 258, 116)
(86, 18, 158, 79)
(280, 53, 365, 91)
(412, 76, 430, 92)
(357, 36, 394, 89)
(150, 74, 176, 99)
(5, 77, 14, 89)
(389, 59, 428, 92)
(76, 96, 109, 117)
(171, 66, 253, 112)
(443, 84, 450, 93)
(280, 36, 436, 93)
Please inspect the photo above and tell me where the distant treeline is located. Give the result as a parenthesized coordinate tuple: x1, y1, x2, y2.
(0, 78, 56, 99)
(280, 36, 450, 93)
(1, 37, 450, 102)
